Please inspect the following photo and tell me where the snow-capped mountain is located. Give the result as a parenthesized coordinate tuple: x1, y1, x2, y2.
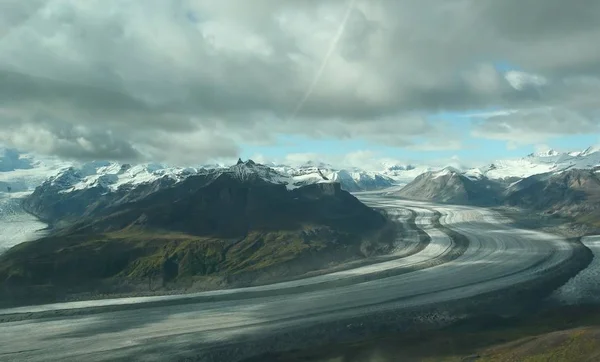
(402, 146, 600, 186)
(379, 165, 433, 185)
(0, 149, 69, 194)
(39, 157, 395, 195)
(391, 166, 503, 205)
(481, 147, 600, 180)
(8, 144, 600, 201)
(47, 162, 203, 194)
(224, 159, 309, 189)
(273, 161, 396, 192)
(38, 158, 333, 195)
(529, 149, 561, 158)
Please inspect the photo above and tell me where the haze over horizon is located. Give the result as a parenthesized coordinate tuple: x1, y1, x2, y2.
(1, 0, 599, 168)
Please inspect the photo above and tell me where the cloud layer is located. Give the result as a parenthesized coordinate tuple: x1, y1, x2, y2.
(0, 0, 598, 163)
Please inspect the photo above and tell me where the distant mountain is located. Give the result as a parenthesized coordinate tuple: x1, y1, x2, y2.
(0, 148, 70, 194)
(505, 169, 600, 223)
(481, 147, 600, 180)
(527, 149, 561, 158)
(273, 162, 397, 191)
(391, 167, 504, 205)
(393, 161, 600, 232)
(10, 144, 600, 226)
(6, 145, 600, 198)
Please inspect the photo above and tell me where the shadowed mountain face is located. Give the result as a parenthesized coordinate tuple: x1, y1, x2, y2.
(22, 161, 385, 233)
(395, 167, 600, 231)
(68, 172, 386, 237)
(392, 168, 504, 206)
(1, 162, 393, 305)
(21, 167, 185, 227)
(505, 169, 600, 223)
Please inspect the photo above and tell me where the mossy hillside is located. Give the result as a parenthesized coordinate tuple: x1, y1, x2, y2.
(4, 177, 394, 304)
(0, 223, 383, 290)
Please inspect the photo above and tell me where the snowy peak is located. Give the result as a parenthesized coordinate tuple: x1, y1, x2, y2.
(529, 149, 560, 158)
(385, 164, 416, 172)
(224, 159, 291, 186)
(394, 165, 503, 206)
(581, 146, 600, 157)
(17, 144, 600, 201)
(48, 167, 83, 189)
(463, 168, 484, 180)
(484, 145, 600, 180)
(429, 166, 462, 179)
(44, 161, 203, 194)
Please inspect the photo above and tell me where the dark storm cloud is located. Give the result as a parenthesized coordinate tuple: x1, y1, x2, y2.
(0, 0, 598, 161)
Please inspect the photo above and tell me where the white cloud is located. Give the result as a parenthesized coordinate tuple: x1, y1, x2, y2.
(534, 144, 552, 154)
(283, 153, 322, 166)
(505, 70, 548, 90)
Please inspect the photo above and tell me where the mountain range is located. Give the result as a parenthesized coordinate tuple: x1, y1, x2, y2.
(3, 146, 600, 304)
(5, 145, 600, 199)
(394, 152, 600, 232)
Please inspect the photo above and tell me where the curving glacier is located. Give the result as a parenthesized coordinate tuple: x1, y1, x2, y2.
(0, 193, 48, 253)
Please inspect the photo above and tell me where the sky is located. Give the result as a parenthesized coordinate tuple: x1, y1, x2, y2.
(0, 0, 599, 169)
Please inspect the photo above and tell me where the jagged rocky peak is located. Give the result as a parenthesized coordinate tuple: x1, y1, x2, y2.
(293, 181, 342, 198)
(119, 163, 132, 173)
(317, 168, 329, 180)
(48, 167, 82, 186)
(387, 164, 416, 171)
(581, 146, 600, 157)
(527, 149, 560, 158)
(234, 158, 257, 167)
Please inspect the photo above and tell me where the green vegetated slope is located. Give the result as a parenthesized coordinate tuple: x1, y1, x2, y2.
(0, 172, 395, 305)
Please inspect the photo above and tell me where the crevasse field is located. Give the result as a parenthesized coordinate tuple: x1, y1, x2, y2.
(0, 193, 48, 254)
(552, 235, 600, 304)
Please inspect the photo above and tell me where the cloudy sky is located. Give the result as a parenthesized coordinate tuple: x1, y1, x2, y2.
(0, 0, 599, 168)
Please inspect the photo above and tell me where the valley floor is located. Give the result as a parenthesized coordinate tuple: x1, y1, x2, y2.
(248, 304, 600, 362)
